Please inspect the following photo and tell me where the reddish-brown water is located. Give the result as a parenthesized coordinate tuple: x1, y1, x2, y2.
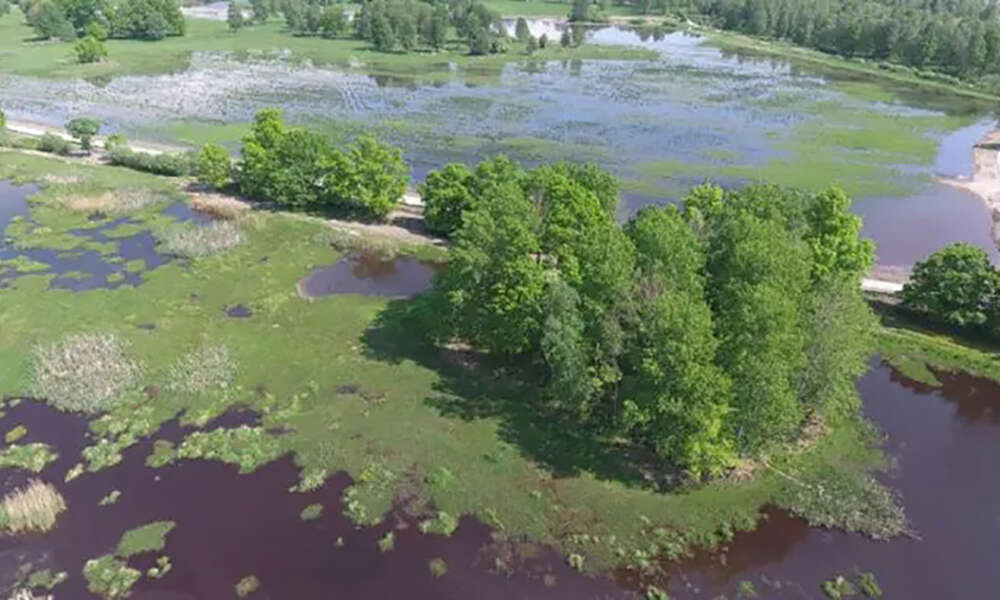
(299, 253, 441, 298)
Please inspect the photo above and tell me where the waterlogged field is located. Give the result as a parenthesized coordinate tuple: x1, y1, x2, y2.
(0, 12, 996, 266)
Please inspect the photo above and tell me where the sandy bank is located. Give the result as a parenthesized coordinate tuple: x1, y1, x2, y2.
(937, 123, 1000, 244)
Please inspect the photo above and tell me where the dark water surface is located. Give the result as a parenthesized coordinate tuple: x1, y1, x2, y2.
(299, 253, 440, 298)
(0, 363, 996, 598)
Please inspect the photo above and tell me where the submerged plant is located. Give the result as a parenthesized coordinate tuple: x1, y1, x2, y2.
(157, 221, 243, 258)
(0, 480, 66, 534)
(235, 575, 260, 598)
(31, 333, 142, 414)
(0, 443, 58, 473)
(82, 555, 140, 600)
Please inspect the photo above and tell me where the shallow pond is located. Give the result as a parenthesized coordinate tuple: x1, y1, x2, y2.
(0, 361, 995, 598)
(1, 27, 996, 267)
(299, 253, 440, 298)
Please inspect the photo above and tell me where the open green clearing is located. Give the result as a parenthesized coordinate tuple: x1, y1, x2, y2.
(0, 150, 906, 574)
(0, 9, 654, 80)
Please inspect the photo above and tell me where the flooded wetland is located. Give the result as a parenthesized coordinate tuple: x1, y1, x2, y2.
(0, 5, 999, 600)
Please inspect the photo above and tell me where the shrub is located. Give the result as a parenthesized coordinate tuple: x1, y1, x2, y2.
(157, 221, 243, 258)
(37, 133, 72, 155)
(104, 133, 127, 151)
(84, 20, 109, 40)
(166, 344, 236, 394)
(31, 333, 143, 414)
(0, 480, 66, 534)
(74, 35, 108, 64)
(66, 118, 101, 151)
(82, 555, 140, 600)
(107, 147, 198, 176)
(197, 143, 233, 189)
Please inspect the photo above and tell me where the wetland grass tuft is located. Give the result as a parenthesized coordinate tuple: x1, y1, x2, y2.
(157, 220, 243, 258)
(31, 333, 142, 414)
(0, 480, 67, 534)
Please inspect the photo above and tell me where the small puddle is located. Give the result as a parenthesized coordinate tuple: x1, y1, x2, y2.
(224, 304, 253, 318)
(162, 202, 217, 226)
(299, 253, 441, 299)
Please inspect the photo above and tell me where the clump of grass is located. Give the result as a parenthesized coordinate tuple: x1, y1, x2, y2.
(146, 556, 172, 579)
(157, 221, 243, 258)
(318, 227, 398, 260)
(0, 480, 67, 534)
(98, 490, 121, 506)
(26, 569, 68, 591)
(31, 333, 142, 414)
(0, 443, 58, 473)
(857, 572, 882, 598)
(82, 555, 140, 600)
(176, 426, 283, 473)
(377, 531, 395, 552)
(190, 194, 248, 220)
(235, 575, 260, 598)
(300, 504, 323, 521)
(165, 344, 236, 395)
(428, 557, 448, 578)
(739, 580, 758, 598)
(56, 188, 167, 215)
(419, 511, 458, 536)
(146, 439, 176, 468)
(116, 521, 175, 557)
(567, 553, 584, 572)
(822, 575, 857, 599)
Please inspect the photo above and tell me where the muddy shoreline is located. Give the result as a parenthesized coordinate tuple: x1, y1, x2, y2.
(937, 122, 1000, 245)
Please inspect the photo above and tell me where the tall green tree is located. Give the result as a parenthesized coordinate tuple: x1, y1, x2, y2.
(420, 163, 475, 236)
(227, 1, 244, 31)
(902, 243, 1000, 329)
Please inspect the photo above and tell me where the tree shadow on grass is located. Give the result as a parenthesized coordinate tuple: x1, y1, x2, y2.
(361, 298, 679, 491)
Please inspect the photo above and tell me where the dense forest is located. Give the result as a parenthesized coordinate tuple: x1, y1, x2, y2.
(644, 0, 1000, 88)
(15, 0, 184, 40)
(417, 158, 876, 477)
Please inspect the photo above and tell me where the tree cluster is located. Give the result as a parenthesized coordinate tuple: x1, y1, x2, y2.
(25, 0, 184, 41)
(348, 0, 505, 54)
(281, 0, 348, 37)
(235, 109, 408, 220)
(420, 158, 875, 477)
(902, 243, 1000, 333)
(690, 0, 1000, 86)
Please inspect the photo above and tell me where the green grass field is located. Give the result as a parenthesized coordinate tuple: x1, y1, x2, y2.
(0, 150, 902, 574)
(0, 9, 654, 80)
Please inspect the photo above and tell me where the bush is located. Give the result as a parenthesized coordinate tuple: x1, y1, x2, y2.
(66, 117, 101, 151)
(107, 146, 198, 176)
(37, 133, 72, 155)
(31, 333, 143, 414)
(197, 143, 233, 189)
(901, 243, 1000, 331)
(74, 35, 108, 63)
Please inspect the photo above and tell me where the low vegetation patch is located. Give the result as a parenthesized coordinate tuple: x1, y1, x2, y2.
(31, 333, 142, 414)
(428, 558, 448, 578)
(176, 426, 283, 473)
(0, 480, 67, 534)
(146, 556, 172, 579)
(300, 504, 323, 521)
(54, 188, 170, 215)
(82, 555, 140, 600)
(146, 440, 176, 468)
(5, 425, 27, 443)
(116, 520, 175, 557)
(26, 568, 68, 591)
(157, 221, 243, 258)
(0, 443, 59, 473)
(166, 344, 237, 395)
(190, 194, 247, 221)
(235, 575, 260, 597)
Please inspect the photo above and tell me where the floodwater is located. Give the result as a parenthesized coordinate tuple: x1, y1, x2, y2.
(1, 26, 996, 267)
(0, 363, 995, 599)
(0, 182, 189, 290)
(0, 403, 627, 600)
(652, 362, 1000, 599)
(299, 253, 439, 298)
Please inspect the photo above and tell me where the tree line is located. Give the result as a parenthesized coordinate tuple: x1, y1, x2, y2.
(416, 157, 876, 477)
(18, 0, 184, 42)
(664, 0, 1000, 89)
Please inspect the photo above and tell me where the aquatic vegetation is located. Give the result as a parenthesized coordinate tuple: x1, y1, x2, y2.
(235, 575, 260, 597)
(7, 590, 51, 600)
(98, 490, 121, 506)
(0, 443, 58, 473)
(26, 569, 68, 591)
(428, 557, 448, 578)
(5, 424, 27, 443)
(341, 463, 397, 526)
(146, 556, 172, 579)
(300, 503, 323, 521)
(0, 480, 67, 534)
(31, 333, 143, 414)
(157, 221, 243, 258)
(64, 463, 84, 482)
(166, 344, 237, 396)
(418, 511, 458, 536)
(146, 439, 177, 468)
(190, 194, 247, 221)
(645, 585, 668, 600)
(54, 188, 172, 215)
(857, 572, 883, 598)
(176, 426, 284, 473)
(822, 575, 857, 599)
(116, 520, 176, 557)
(567, 553, 585, 572)
(292, 466, 328, 492)
(82, 555, 140, 600)
(377, 531, 395, 552)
